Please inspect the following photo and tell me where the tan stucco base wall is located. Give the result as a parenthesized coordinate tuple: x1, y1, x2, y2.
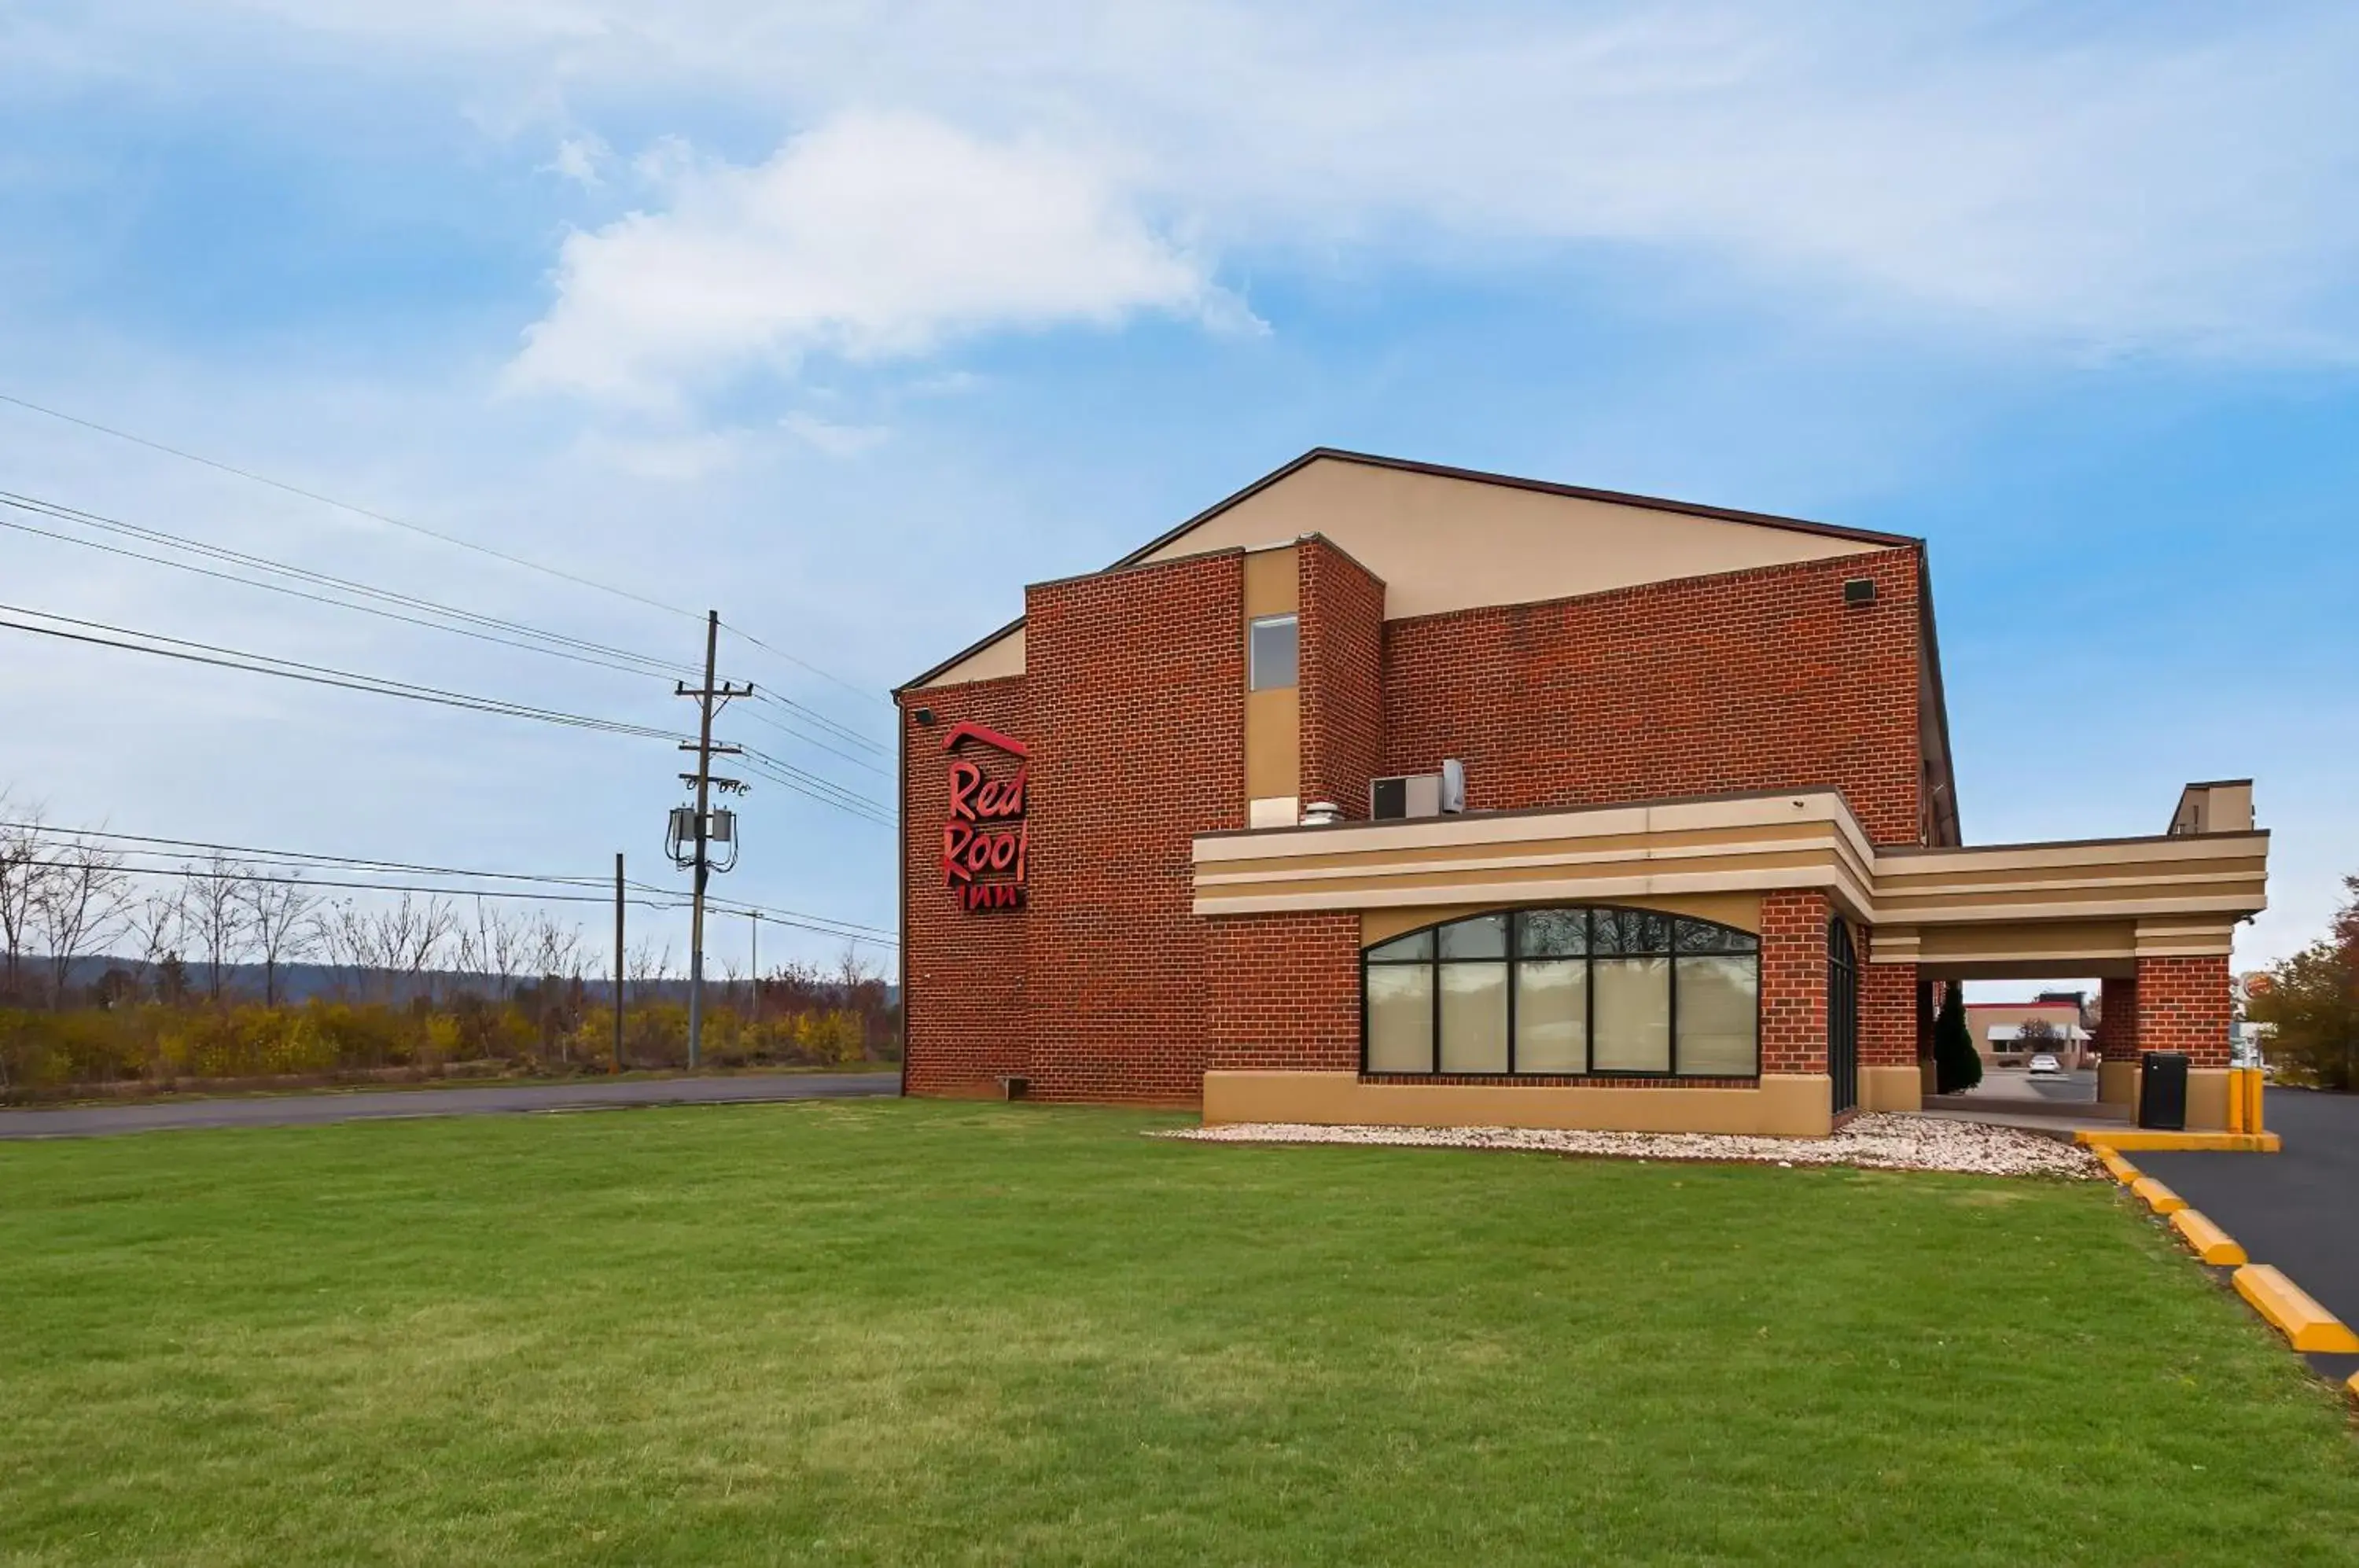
(1860, 1065, 1923, 1113)
(2094, 1062, 2232, 1131)
(2186, 1069, 2230, 1132)
(2098, 1061, 2138, 1109)
(1202, 1071, 1835, 1137)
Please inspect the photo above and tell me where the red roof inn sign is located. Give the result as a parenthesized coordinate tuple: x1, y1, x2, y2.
(940, 721, 1029, 911)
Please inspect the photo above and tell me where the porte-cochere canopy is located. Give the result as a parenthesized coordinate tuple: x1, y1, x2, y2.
(1362, 906, 1759, 1079)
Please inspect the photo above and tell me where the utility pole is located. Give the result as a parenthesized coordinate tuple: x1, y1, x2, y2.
(613, 852, 626, 1073)
(749, 911, 760, 1022)
(672, 609, 751, 1071)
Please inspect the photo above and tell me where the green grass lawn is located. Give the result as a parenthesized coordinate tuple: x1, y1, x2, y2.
(2, 1102, 2352, 1566)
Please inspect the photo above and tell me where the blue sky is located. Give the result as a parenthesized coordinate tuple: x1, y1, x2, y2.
(0, 2, 2353, 985)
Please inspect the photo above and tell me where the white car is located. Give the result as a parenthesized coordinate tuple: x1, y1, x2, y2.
(2026, 1053, 2063, 1076)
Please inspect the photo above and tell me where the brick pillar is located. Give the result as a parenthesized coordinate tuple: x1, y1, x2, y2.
(2093, 975, 2139, 1108)
(2133, 956, 2232, 1066)
(1296, 537, 1386, 819)
(1856, 936, 1919, 1112)
(1759, 891, 1830, 1076)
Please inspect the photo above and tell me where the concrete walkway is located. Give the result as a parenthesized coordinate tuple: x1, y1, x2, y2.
(2136, 1088, 2359, 1385)
(0, 1071, 900, 1140)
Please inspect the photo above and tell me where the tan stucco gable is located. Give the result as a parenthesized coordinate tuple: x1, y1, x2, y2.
(903, 448, 1917, 690)
(1138, 451, 1900, 620)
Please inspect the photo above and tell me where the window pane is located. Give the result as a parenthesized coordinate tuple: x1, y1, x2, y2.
(1592, 956, 1671, 1072)
(1593, 910, 1673, 955)
(1515, 959, 1587, 1073)
(1438, 963, 1508, 1073)
(1249, 615, 1297, 690)
(1676, 919, 1758, 955)
(1365, 965, 1433, 1072)
(1438, 913, 1507, 960)
(1518, 908, 1589, 957)
(1366, 928, 1434, 963)
(1676, 955, 1757, 1075)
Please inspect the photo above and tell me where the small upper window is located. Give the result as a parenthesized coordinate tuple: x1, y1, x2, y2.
(1249, 614, 1298, 690)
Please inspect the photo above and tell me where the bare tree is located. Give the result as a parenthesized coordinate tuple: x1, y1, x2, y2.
(240, 875, 318, 1007)
(35, 836, 131, 1003)
(368, 894, 457, 1005)
(309, 899, 374, 999)
(183, 856, 252, 1003)
(528, 911, 584, 985)
(627, 939, 672, 1004)
(456, 898, 532, 1002)
(0, 803, 53, 1004)
(125, 887, 185, 970)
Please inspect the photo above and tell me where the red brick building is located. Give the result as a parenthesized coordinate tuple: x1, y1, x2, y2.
(896, 451, 2269, 1134)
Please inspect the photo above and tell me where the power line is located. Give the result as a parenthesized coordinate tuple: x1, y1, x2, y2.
(5, 819, 896, 943)
(731, 744, 897, 827)
(0, 502, 682, 687)
(0, 389, 887, 712)
(0, 488, 697, 682)
(3, 487, 894, 775)
(0, 603, 688, 741)
(0, 390, 703, 622)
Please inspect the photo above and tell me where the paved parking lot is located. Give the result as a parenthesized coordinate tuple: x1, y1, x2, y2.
(0, 1071, 900, 1139)
(2138, 1088, 2359, 1383)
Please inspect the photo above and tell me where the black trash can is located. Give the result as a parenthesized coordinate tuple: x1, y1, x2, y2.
(2138, 1051, 2189, 1131)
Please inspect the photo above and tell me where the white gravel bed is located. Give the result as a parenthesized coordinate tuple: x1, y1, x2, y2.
(1160, 1111, 2100, 1178)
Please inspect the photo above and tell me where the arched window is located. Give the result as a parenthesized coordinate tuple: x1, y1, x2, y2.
(1827, 916, 1859, 1113)
(1362, 907, 1760, 1078)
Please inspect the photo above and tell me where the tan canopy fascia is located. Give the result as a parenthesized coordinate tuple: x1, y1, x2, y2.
(1191, 789, 2266, 971)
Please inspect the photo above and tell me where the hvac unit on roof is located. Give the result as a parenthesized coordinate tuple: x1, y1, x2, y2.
(1371, 760, 1466, 821)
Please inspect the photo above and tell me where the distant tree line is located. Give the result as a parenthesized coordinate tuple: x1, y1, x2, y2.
(0, 796, 896, 1099)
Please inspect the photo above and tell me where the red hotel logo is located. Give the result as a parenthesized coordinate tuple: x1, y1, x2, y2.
(940, 720, 1029, 911)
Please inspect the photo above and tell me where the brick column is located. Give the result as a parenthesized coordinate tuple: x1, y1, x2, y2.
(1759, 891, 1830, 1077)
(1296, 537, 1386, 819)
(2134, 954, 2235, 1129)
(2093, 975, 2139, 1108)
(1856, 936, 1919, 1111)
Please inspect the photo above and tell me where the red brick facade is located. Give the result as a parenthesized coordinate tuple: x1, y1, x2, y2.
(1297, 537, 1387, 820)
(903, 529, 1933, 1110)
(1858, 939, 1918, 1067)
(2131, 955, 2232, 1067)
(1021, 552, 1245, 1104)
(1382, 548, 1926, 845)
(1759, 892, 1832, 1075)
(1205, 913, 1362, 1073)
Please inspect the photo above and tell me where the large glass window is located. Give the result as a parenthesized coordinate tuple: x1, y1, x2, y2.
(1361, 907, 1760, 1078)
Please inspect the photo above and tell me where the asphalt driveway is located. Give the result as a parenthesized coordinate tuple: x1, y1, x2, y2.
(2138, 1088, 2359, 1384)
(0, 1071, 900, 1140)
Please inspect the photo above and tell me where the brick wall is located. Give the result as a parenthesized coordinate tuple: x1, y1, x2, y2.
(898, 675, 1029, 1095)
(1206, 913, 1362, 1073)
(1760, 891, 1831, 1074)
(2093, 975, 2137, 1062)
(1381, 547, 1927, 845)
(1297, 536, 1386, 820)
(1858, 939, 1917, 1066)
(1020, 552, 1246, 1104)
(2133, 955, 2232, 1068)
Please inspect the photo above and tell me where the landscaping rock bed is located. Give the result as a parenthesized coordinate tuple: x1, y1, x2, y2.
(1162, 1110, 2100, 1178)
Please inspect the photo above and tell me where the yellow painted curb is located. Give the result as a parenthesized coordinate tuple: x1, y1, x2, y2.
(2168, 1208, 2247, 1266)
(2233, 1266, 2359, 1354)
(2077, 1129, 2282, 1153)
(2347, 1371, 2358, 1406)
(2096, 1150, 2141, 1184)
(2129, 1176, 2187, 1215)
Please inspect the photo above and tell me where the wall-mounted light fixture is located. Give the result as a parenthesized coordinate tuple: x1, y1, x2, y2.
(1842, 579, 1876, 605)
(913, 707, 937, 726)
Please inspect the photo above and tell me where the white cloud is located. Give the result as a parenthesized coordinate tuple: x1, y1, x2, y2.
(780, 412, 889, 458)
(116, 1, 2358, 363)
(543, 133, 606, 190)
(507, 112, 1243, 404)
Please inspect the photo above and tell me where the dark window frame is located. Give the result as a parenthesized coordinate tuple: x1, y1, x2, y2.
(1360, 905, 1761, 1080)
